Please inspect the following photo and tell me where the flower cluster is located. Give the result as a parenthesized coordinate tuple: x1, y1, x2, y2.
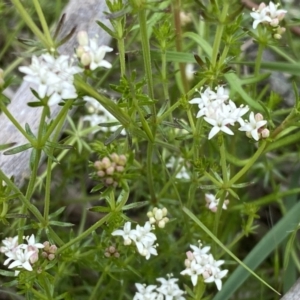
(94, 153, 127, 187)
(205, 194, 229, 213)
(1, 235, 44, 273)
(134, 274, 185, 300)
(111, 221, 157, 260)
(41, 242, 58, 261)
(147, 207, 169, 228)
(19, 53, 81, 106)
(76, 31, 113, 70)
(189, 86, 268, 141)
(180, 243, 228, 291)
(82, 96, 124, 133)
(250, 1, 287, 39)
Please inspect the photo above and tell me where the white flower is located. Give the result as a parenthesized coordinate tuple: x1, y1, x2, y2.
(4, 248, 35, 271)
(133, 283, 158, 300)
(180, 259, 203, 286)
(204, 268, 228, 291)
(166, 157, 190, 180)
(156, 277, 185, 300)
(0, 236, 18, 254)
(205, 194, 229, 213)
(238, 112, 267, 141)
(111, 221, 135, 245)
(19, 53, 81, 106)
(204, 106, 235, 139)
(250, 7, 272, 29)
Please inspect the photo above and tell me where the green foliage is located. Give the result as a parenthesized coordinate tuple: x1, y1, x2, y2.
(1, 0, 300, 299)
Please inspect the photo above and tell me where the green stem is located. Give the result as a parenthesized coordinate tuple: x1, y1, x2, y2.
(32, 0, 54, 48)
(147, 142, 157, 204)
(211, 3, 229, 66)
(56, 213, 113, 254)
(213, 191, 226, 249)
(219, 135, 228, 183)
(228, 140, 267, 186)
(254, 43, 264, 77)
(117, 38, 126, 77)
(10, 0, 49, 49)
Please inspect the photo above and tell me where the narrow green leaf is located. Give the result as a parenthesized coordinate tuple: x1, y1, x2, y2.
(122, 201, 149, 211)
(0, 143, 16, 151)
(3, 143, 32, 155)
(49, 221, 74, 227)
(89, 206, 111, 213)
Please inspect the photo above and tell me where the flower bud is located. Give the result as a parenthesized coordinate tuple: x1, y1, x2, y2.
(77, 31, 89, 46)
(80, 52, 92, 66)
(154, 209, 163, 221)
(43, 241, 50, 251)
(106, 166, 115, 175)
(254, 113, 264, 122)
(105, 177, 114, 185)
(94, 161, 102, 169)
(102, 157, 111, 169)
(108, 246, 116, 253)
(76, 45, 85, 58)
(116, 165, 124, 172)
(104, 252, 111, 257)
(97, 170, 105, 177)
(118, 155, 127, 166)
(110, 153, 119, 163)
(49, 245, 57, 254)
(261, 128, 270, 138)
(114, 252, 120, 258)
(48, 254, 55, 261)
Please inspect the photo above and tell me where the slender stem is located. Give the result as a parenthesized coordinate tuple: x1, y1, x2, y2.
(211, 3, 229, 66)
(56, 213, 113, 254)
(10, 0, 49, 49)
(219, 135, 228, 183)
(228, 140, 267, 186)
(213, 191, 226, 249)
(32, 0, 54, 48)
(147, 142, 157, 204)
(254, 43, 264, 77)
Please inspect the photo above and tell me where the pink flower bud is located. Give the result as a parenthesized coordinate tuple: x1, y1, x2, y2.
(186, 251, 194, 261)
(116, 165, 124, 172)
(97, 170, 105, 177)
(261, 128, 270, 138)
(94, 161, 102, 169)
(255, 113, 264, 122)
(48, 254, 55, 261)
(106, 166, 115, 175)
(43, 241, 50, 251)
(105, 177, 114, 185)
(49, 245, 57, 254)
(102, 157, 111, 169)
(110, 153, 119, 163)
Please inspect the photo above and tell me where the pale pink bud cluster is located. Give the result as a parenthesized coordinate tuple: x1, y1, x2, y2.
(94, 153, 127, 187)
(104, 245, 120, 258)
(147, 207, 169, 228)
(76, 31, 113, 70)
(41, 242, 58, 261)
(250, 1, 287, 39)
